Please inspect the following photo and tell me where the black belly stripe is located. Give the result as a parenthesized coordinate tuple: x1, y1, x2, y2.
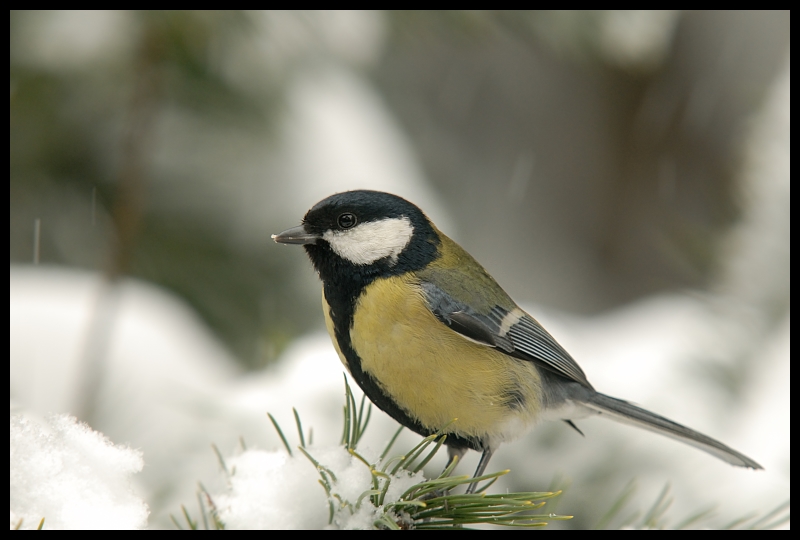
(323, 278, 481, 452)
(303, 228, 481, 451)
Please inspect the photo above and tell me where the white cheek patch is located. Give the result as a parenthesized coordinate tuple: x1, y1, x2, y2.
(323, 217, 414, 266)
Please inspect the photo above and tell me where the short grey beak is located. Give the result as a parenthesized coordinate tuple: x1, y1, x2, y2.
(272, 225, 320, 245)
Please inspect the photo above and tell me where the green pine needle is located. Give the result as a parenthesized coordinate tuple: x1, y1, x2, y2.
(178, 375, 785, 530)
(267, 412, 293, 457)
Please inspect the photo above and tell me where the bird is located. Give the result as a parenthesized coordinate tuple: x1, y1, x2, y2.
(272, 190, 762, 493)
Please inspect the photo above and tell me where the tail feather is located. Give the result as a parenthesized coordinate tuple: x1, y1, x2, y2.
(583, 392, 762, 469)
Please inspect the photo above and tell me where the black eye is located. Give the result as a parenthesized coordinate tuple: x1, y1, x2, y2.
(337, 213, 357, 229)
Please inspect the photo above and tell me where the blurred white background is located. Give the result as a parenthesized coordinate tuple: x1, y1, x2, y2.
(10, 11, 789, 529)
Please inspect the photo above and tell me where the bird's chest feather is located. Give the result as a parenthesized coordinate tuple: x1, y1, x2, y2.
(329, 274, 542, 440)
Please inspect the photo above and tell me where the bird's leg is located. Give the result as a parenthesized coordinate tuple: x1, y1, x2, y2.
(465, 447, 494, 494)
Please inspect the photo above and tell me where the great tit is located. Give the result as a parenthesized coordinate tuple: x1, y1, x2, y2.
(273, 190, 762, 492)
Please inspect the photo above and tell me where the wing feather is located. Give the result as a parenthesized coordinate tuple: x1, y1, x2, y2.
(420, 281, 592, 389)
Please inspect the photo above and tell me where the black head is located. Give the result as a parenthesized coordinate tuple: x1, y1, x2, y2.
(273, 190, 440, 285)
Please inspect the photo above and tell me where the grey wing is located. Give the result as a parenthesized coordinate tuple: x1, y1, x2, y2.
(419, 281, 593, 389)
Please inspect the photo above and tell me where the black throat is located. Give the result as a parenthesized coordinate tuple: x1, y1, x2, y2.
(302, 224, 482, 451)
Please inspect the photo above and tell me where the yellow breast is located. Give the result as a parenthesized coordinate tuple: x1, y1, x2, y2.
(335, 274, 542, 443)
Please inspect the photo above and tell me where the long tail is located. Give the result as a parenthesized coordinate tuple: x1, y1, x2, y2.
(583, 392, 762, 469)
